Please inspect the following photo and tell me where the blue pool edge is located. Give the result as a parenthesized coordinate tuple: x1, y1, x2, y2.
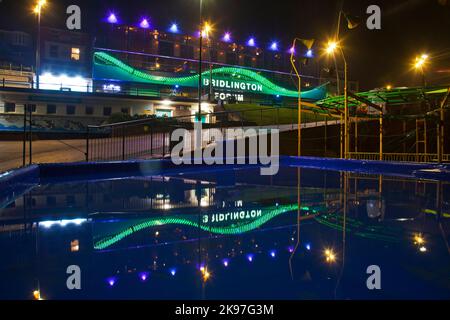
(1, 156, 450, 194)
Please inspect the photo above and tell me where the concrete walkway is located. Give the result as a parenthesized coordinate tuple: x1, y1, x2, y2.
(0, 120, 342, 173)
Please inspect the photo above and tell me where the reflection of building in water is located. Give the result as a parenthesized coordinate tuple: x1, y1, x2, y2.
(0, 168, 449, 299)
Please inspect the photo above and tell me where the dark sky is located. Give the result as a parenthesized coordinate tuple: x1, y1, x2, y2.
(1, 0, 449, 90)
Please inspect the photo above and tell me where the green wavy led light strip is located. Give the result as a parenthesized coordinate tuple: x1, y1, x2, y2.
(94, 204, 300, 250)
(93, 51, 323, 98)
(315, 214, 400, 243)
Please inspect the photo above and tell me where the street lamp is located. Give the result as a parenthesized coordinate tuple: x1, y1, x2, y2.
(325, 41, 338, 55)
(413, 53, 429, 86)
(198, 0, 204, 122)
(33, 0, 47, 90)
(325, 39, 348, 159)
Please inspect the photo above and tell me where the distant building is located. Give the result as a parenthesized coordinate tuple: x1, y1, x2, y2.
(0, 29, 33, 68)
(40, 27, 92, 78)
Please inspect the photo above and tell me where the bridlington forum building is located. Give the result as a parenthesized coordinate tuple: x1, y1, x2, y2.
(0, 21, 335, 132)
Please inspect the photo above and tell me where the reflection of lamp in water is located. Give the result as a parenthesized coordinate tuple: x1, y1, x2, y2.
(107, 277, 116, 287)
(139, 272, 149, 281)
(200, 266, 211, 282)
(366, 199, 384, 219)
(414, 234, 425, 245)
(324, 248, 336, 263)
(33, 290, 43, 300)
(413, 234, 427, 253)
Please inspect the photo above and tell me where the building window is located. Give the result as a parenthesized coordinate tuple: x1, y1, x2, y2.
(66, 105, 76, 115)
(210, 50, 218, 62)
(71, 47, 80, 61)
(4, 102, 15, 113)
(49, 45, 58, 58)
(47, 104, 56, 114)
(46, 196, 57, 206)
(180, 45, 194, 59)
(85, 106, 94, 115)
(158, 41, 174, 56)
(103, 107, 112, 116)
(155, 109, 173, 118)
(66, 195, 76, 206)
(226, 52, 237, 65)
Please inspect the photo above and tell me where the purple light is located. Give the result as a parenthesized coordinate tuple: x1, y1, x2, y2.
(139, 18, 150, 29)
(306, 49, 313, 58)
(270, 42, 278, 51)
(247, 38, 256, 47)
(222, 259, 230, 267)
(169, 268, 177, 276)
(289, 46, 295, 55)
(107, 13, 118, 24)
(223, 32, 231, 42)
(169, 23, 179, 33)
(269, 250, 276, 258)
(288, 246, 294, 253)
(246, 254, 254, 262)
(107, 277, 116, 287)
(139, 272, 149, 281)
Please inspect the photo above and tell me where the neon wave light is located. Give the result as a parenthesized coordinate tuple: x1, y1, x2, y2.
(94, 204, 301, 250)
(93, 203, 407, 250)
(93, 51, 326, 100)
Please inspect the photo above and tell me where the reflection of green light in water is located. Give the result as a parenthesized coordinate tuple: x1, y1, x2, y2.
(315, 214, 401, 243)
(94, 204, 304, 250)
(94, 203, 439, 250)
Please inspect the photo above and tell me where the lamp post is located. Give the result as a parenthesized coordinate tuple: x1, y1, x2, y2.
(198, 0, 203, 122)
(290, 39, 302, 157)
(33, 0, 46, 90)
(325, 40, 348, 159)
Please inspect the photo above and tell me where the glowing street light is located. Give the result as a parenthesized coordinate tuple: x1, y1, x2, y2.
(414, 54, 429, 70)
(222, 32, 231, 42)
(169, 23, 179, 33)
(413, 54, 429, 86)
(107, 13, 118, 24)
(201, 22, 212, 38)
(325, 41, 338, 55)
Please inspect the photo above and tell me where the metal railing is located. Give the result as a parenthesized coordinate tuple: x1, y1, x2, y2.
(348, 152, 450, 163)
(85, 107, 327, 162)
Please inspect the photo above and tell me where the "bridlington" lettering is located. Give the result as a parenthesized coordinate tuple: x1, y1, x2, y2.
(202, 209, 262, 223)
(203, 78, 263, 92)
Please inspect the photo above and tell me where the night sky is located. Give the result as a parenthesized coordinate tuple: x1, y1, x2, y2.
(0, 0, 449, 90)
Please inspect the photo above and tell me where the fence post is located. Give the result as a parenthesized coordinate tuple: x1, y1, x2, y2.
(86, 126, 90, 162)
(162, 130, 166, 158)
(29, 105, 32, 165)
(122, 125, 125, 160)
(23, 105, 27, 167)
(150, 125, 153, 156)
